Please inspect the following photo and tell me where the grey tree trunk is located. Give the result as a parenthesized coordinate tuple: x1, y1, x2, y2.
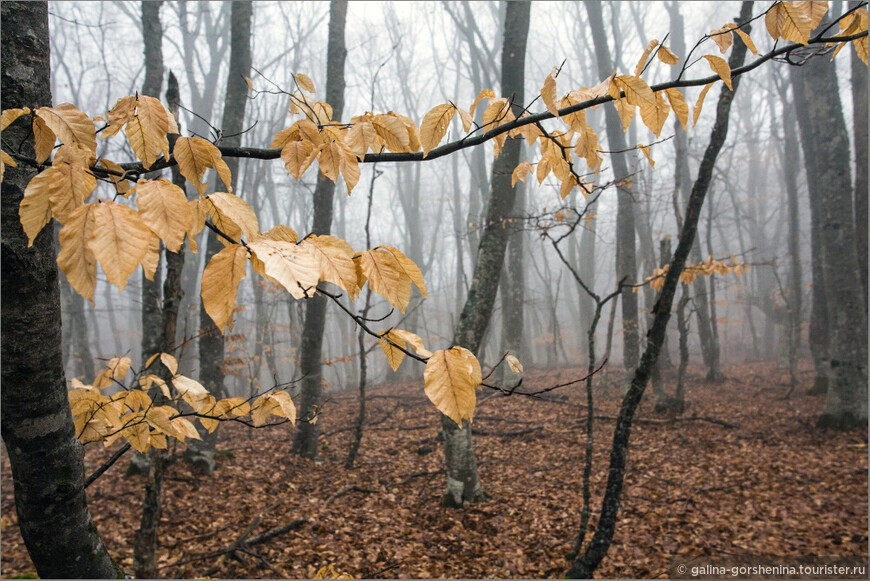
(501, 176, 526, 383)
(140, 0, 165, 370)
(441, 0, 530, 508)
(0, 2, 119, 577)
(586, 0, 640, 375)
(186, 1, 253, 473)
(292, 0, 348, 459)
(850, 0, 868, 305)
(567, 5, 752, 575)
(791, 33, 868, 429)
(666, 1, 721, 382)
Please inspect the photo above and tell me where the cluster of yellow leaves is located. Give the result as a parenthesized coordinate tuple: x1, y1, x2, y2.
(643, 256, 749, 292)
(313, 564, 354, 580)
(69, 353, 295, 453)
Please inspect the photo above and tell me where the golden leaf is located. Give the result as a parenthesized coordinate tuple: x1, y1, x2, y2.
(703, 54, 733, 90)
(638, 143, 655, 168)
(35, 103, 97, 156)
(456, 106, 473, 133)
(0, 150, 15, 182)
(381, 245, 427, 298)
(32, 116, 56, 164)
(302, 234, 359, 298)
(18, 169, 54, 246)
(614, 75, 655, 108)
(765, 1, 814, 45)
(723, 23, 759, 55)
(315, 141, 340, 182)
(481, 98, 512, 129)
(102, 95, 136, 139)
(159, 353, 178, 376)
(123, 420, 151, 454)
(135, 178, 193, 252)
(89, 201, 152, 291)
(1, 107, 30, 131)
(420, 103, 456, 157)
(346, 119, 377, 158)
(206, 192, 260, 240)
(202, 243, 249, 331)
(173, 375, 212, 412)
(541, 67, 560, 116)
(248, 239, 321, 300)
(141, 232, 160, 281)
(173, 136, 232, 195)
(57, 204, 98, 302)
(664, 88, 689, 131)
(281, 140, 316, 180)
(657, 44, 680, 65)
(125, 95, 170, 169)
(693, 82, 716, 127)
(709, 26, 734, 53)
(505, 354, 523, 374)
(379, 331, 406, 371)
(512, 161, 534, 187)
(469, 88, 495, 118)
(251, 393, 278, 427)
(188, 199, 207, 252)
(338, 145, 360, 194)
(640, 90, 670, 137)
(424, 346, 480, 426)
(613, 98, 635, 133)
(389, 328, 432, 358)
(268, 390, 297, 424)
(372, 114, 409, 152)
(295, 72, 316, 93)
(634, 39, 659, 76)
(355, 248, 412, 313)
(256, 224, 299, 243)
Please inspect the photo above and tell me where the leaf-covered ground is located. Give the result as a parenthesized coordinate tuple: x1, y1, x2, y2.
(2, 361, 867, 578)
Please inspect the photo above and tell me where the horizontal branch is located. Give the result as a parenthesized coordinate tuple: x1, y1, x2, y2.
(113, 30, 867, 177)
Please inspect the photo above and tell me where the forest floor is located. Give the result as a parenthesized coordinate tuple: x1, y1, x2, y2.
(1, 361, 867, 579)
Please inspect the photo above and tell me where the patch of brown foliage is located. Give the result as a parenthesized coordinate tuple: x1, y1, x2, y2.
(1, 362, 867, 578)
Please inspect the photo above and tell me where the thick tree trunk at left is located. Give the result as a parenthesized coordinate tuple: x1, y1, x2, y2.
(442, 0, 531, 507)
(0, 2, 119, 577)
(188, 0, 254, 472)
(292, 0, 348, 459)
(850, 1, 868, 306)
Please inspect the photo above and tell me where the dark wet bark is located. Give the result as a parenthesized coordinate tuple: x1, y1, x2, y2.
(0, 2, 120, 577)
(292, 0, 348, 459)
(791, 23, 868, 429)
(440, 0, 530, 508)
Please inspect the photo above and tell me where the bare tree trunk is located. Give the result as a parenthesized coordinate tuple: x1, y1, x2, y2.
(791, 28, 868, 429)
(186, 1, 253, 472)
(666, 1, 721, 382)
(851, 0, 868, 306)
(292, 0, 348, 459)
(567, 5, 751, 574)
(1, 2, 119, 576)
(442, 0, 530, 508)
(501, 177, 526, 383)
(586, 0, 639, 375)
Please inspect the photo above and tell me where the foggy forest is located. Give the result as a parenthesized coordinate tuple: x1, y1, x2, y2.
(0, 0, 867, 579)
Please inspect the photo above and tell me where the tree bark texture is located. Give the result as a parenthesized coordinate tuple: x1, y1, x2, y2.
(850, 1, 868, 305)
(140, 0, 165, 369)
(189, 0, 254, 472)
(292, 0, 348, 459)
(440, 0, 531, 507)
(0, 2, 120, 577)
(791, 33, 868, 429)
(567, 5, 751, 575)
(586, 0, 640, 375)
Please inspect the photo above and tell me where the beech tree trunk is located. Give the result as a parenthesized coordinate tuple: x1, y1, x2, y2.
(0, 2, 119, 577)
(850, 0, 868, 305)
(666, 1, 721, 382)
(791, 29, 868, 429)
(441, 0, 530, 507)
(292, 0, 348, 459)
(187, 0, 253, 472)
(586, 0, 640, 375)
(567, 5, 751, 575)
